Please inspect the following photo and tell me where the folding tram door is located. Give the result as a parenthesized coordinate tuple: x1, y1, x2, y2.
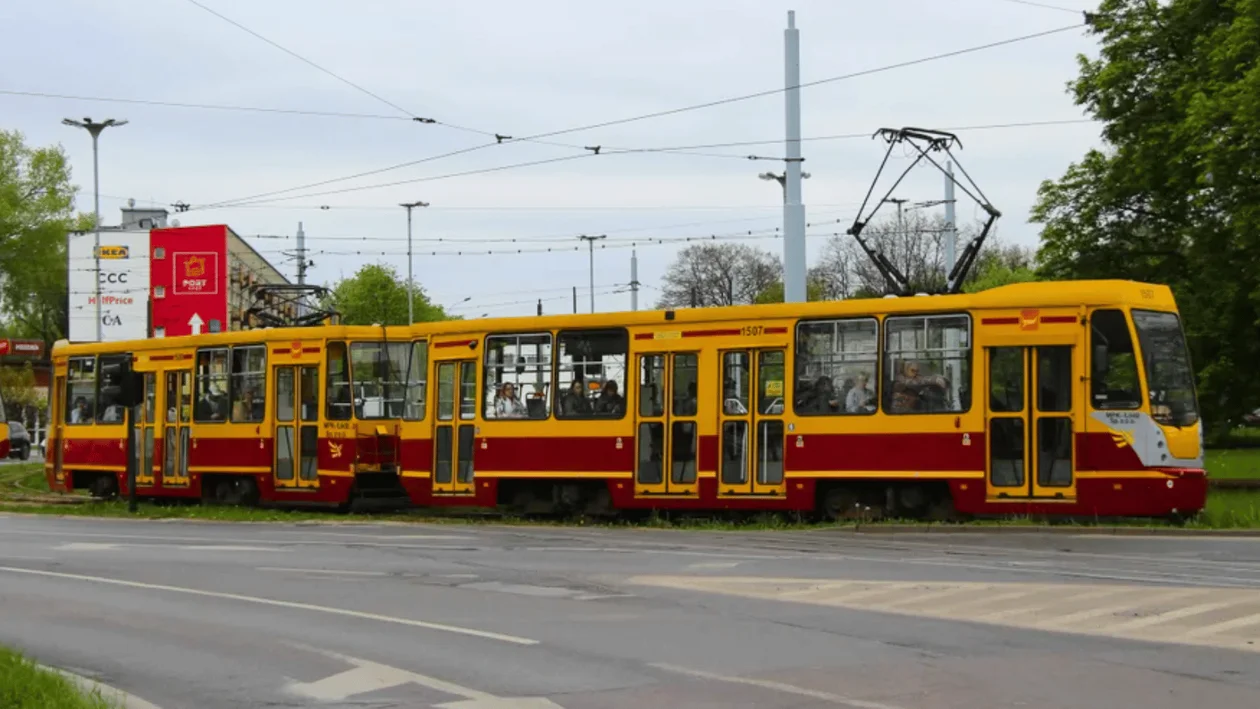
(717, 348, 788, 497)
(157, 367, 192, 488)
(273, 364, 320, 490)
(634, 352, 700, 496)
(432, 349, 478, 496)
(985, 344, 1077, 501)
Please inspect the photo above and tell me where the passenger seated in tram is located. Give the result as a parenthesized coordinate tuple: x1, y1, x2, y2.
(890, 361, 949, 413)
(70, 396, 92, 424)
(491, 382, 528, 419)
(845, 372, 875, 413)
(797, 376, 840, 414)
(593, 380, 624, 416)
(559, 380, 592, 416)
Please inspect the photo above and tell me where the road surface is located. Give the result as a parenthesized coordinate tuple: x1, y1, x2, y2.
(1, 514, 1259, 708)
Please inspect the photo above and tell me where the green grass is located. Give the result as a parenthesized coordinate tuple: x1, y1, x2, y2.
(4, 460, 1258, 530)
(1206, 447, 1260, 479)
(0, 647, 117, 709)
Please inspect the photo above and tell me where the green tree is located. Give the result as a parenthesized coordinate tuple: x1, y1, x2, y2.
(753, 272, 828, 304)
(1031, 0, 1260, 434)
(323, 263, 453, 325)
(963, 243, 1038, 293)
(0, 130, 82, 348)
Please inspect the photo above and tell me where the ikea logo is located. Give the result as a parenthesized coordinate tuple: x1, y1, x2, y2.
(96, 245, 130, 259)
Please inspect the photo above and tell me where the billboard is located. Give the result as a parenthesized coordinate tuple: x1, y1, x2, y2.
(67, 230, 150, 342)
(150, 225, 229, 338)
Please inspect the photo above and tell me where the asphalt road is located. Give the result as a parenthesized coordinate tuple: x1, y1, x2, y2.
(2, 516, 1259, 708)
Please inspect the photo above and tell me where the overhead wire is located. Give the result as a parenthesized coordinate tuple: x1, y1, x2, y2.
(193, 21, 1085, 210)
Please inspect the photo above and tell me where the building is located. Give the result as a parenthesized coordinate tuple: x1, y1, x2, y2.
(66, 203, 292, 343)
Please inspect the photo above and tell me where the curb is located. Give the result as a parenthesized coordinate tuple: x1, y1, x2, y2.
(40, 665, 163, 709)
(835, 524, 1260, 537)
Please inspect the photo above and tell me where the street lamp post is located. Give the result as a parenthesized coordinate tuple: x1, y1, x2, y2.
(758, 170, 811, 204)
(63, 117, 127, 342)
(578, 234, 606, 313)
(400, 200, 429, 323)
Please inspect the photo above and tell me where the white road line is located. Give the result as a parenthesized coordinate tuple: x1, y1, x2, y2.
(1105, 600, 1240, 632)
(0, 528, 472, 552)
(285, 645, 563, 707)
(178, 545, 279, 552)
(40, 664, 164, 709)
(650, 663, 906, 709)
(687, 561, 743, 570)
(1182, 611, 1260, 638)
(256, 567, 389, 577)
(54, 542, 121, 551)
(0, 566, 537, 646)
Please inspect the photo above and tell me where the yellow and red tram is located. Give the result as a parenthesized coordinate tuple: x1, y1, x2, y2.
(46, 279, 1208, 519)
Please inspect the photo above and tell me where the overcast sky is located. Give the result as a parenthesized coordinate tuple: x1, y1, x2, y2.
(5, 0, 1102, 318)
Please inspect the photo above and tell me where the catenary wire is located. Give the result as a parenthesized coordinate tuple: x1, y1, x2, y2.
(194, 21, 1085, 210)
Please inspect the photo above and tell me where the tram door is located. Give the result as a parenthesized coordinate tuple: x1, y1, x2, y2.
(634, 353, 699, 496)
(273, 365, 320, 490)
(133, 372, 156, 488)
(433, 359, 477, 495)
(986, 345, 1077, 500)
(50, 374, 66, 480)
(717, 348, 788, 497)
(159, 369, 192, 487)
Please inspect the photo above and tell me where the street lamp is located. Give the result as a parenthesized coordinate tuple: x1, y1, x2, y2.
(63, 117, 128, 342)
(400, 200, 429, 323)
(759, 170, 810, 204)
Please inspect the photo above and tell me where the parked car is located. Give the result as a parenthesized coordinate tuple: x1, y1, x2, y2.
(1245, 408, 1260, 427)
(7, 421, 31, 460)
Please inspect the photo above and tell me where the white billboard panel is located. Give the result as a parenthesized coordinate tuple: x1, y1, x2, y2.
(67, 230, 151, 342)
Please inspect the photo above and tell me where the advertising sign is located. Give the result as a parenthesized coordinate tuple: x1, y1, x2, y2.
(67, 230, 150, 342)
(149, 225, 229, 338)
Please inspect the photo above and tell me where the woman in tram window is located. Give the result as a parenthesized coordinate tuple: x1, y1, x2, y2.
(493, 382, 528, 419)
(560, 379, 592, 416)
(845, 372, 875, 413)
(891, 361, 948, 413)
(594, 380, 624, 416)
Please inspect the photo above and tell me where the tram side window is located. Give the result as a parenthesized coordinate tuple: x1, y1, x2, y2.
(194, 348, 230, 422)
(884, 314, 971, 414)
(794, 318, 878, 415)
(484, 333, 552, 419)
(555, 329, 628, 419)
(325, 341, 352, 420)
(229, 345, 266, 423)
(349, 341, 408, 419)
(96, 354, 131, 423)
(404, 341, 428, 421)
(66, 356, 97, 424)
(1090, 309, 1141, 410)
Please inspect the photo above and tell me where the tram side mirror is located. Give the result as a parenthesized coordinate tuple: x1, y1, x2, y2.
(1092, 344, 1109, 377)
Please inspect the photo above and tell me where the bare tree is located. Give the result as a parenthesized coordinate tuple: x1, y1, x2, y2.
(656, 243, 783, 308)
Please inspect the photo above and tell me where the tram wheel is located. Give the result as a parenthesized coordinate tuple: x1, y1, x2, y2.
(820, 486, 861, 522)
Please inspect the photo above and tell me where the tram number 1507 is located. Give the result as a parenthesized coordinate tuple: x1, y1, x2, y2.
(740, 325, 765, 337)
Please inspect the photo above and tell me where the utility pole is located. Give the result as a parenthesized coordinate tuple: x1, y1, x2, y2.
(884, 197, 909, 239)
(63, 117, 127, 342)
(572, 286, 577, 314)
(295, 221, 307, 318)
(944, 161, 957, 274)
(400, 200, 429, 323)
(630, 248, 640, 311)
(578, 234, 606, 313)
(782, 11, 807, 303)
(759, 171, 811, 204)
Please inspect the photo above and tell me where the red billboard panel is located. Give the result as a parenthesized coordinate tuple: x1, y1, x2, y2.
(150, 225, 229, 338)
(0, 339, 46, 358)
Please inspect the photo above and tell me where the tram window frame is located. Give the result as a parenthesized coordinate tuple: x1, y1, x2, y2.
(883, 313, 972, 415)
(349, 341, 409, 420)
(1089, 309, 1142, 411)
(554, 328, 629, 420)
(229, 344, 266, 423)
(325, 341, 353, 421)
(483, 332, 552, 420)
(96, 354, 131, 424)
(404, 340, 428, 421)
(66, 356, 97, 425)
(793, 317, 879, 416)
(194, 347, 231, 423)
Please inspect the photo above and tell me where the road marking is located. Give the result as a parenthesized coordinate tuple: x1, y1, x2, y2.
(688, 561, 743, 570)
(0, 528, 473, 552)
(54, 542, 121, 551)
(178, 545, 279, 552)
(41, 664, 164, 709)
(286, 645, 563, 707)
(630, 576, 1260, 652)
(650, 663, 906, 709)
(256, 567, 389, 577)
(0, 566, 537, 646)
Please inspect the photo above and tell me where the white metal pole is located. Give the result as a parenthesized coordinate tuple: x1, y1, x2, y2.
(944, 160, 957, 274)
(406, 206, 414, 323)
(630, 248, 639, 311)
(782, 10, 807, 303)
(588, 239, 595, 313)
(91, 132, 102, 342)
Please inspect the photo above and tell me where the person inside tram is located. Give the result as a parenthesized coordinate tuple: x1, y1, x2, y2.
(70, 396, 92, 424)
(232, 388, 259, 422)
(845, 372, 875, 413)
(674, 382, 698, 416)
(594, 380, 624, 416)
(890, 360, 949, 413)
(492, 382, 528, 418)
(560, 379, 592, 416)
(798, 376, 840, 414)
